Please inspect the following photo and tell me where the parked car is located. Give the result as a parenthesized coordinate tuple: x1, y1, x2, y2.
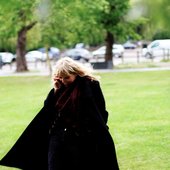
(75, 43, 85, 49)
(92, 44, 124, 59)
(123, 41, 137, 49)
(63, 48, 92, 62)
(0, 52, 16, 64)
(38, 47, 60, 61)
(25, 50, 44, 62)
(142, 39, 170, 58)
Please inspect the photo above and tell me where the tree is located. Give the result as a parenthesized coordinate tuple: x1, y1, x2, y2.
(0, 0, 39, 72)
(42, 0, 129, 69)
(131, 0, 170, 40)
(0, 2, 17, 52)
(40, 0, 105, 49)
(15, 0, 39, 72)
(16, 21, 37, 72)
(96, 0, 129, 68)
(1, 0, 131, 71)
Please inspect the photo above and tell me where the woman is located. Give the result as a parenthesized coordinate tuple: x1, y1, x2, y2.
(0, 57, 119, 170)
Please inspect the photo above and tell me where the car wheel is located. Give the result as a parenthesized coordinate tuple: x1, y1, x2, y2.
(113, 54, 119, 58)
(145, 53, 153, 59)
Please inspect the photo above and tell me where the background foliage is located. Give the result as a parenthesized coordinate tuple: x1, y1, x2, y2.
(0, 0, 169, 53)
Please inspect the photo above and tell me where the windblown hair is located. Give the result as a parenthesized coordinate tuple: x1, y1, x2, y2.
(53, 57, 100, 81)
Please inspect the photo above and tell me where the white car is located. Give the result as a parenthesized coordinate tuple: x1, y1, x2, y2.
(142, 39, 170, 58)
(25, 51, 44, 62)
(92, 44, 124, 59)
(0, 52, 16, 64)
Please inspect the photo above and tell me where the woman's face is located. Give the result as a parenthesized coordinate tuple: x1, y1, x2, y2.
(58, 74, 77, 87)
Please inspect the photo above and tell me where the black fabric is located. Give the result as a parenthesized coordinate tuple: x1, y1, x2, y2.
(0, 89, 56, 170)
(0, 106, 49, 170)
(0, 77, 119, 170)
(48, 128, 97, 170)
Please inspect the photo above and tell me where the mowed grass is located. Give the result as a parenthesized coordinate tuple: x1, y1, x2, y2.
(0, 70, 170, 170)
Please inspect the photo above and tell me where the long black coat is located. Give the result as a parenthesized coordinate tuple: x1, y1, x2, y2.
(0, 77, 119, 170)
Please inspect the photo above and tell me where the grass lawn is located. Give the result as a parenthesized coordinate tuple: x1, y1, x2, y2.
(0, 70, 170, 170)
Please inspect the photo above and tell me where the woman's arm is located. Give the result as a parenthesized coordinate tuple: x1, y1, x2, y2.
(91, 80, 108, 124)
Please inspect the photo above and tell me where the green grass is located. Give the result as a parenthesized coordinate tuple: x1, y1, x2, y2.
(0, 71, 170, 170)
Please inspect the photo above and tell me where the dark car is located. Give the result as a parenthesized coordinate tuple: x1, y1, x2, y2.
(123, 41, 137, 49)
(63, 48, 92, 62)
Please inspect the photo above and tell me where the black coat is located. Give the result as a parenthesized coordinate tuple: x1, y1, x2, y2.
(0, 77, 119, 170)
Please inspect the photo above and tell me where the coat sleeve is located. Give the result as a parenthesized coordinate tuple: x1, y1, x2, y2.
(91, 80, 108, 124)
(89, 80, 120, 169)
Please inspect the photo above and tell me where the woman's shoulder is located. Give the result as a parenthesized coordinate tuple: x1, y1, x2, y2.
(44, 88, 55, 105)
(82, 76, 99, 84)
(80, 76, 100, 91)
(46, 88, 56, 98)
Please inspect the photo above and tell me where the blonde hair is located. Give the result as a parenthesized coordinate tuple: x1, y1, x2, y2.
(53, 57, 99, 81)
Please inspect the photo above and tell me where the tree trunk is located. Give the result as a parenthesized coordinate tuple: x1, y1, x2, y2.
(105, 31, 114, 69)
(16, 22, 37, 72)
(16, 28, 28, 72)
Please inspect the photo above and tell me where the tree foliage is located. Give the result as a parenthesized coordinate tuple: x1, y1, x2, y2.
(0, 0, 40, 71)
(130, 0, 170, 40)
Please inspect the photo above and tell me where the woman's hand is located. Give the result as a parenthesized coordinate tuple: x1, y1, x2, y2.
(53, 75, 62, 90)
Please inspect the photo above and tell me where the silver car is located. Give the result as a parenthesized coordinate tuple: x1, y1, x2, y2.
(92, 44, 124, 59)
